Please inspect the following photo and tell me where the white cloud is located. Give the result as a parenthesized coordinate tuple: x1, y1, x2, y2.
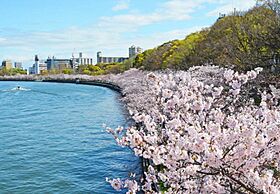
(163, 0, 200, 20)
(112, 0, 130, 11)
(0, 37, 6, 43)
(101, 0, 209, 30)
(0, 25, 127, 66)
(207, 0, 256, 16)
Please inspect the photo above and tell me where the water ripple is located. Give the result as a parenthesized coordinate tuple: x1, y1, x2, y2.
(0, 81, 141, 193)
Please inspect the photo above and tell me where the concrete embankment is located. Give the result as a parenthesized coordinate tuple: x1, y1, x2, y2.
(42, 79, 122, 93)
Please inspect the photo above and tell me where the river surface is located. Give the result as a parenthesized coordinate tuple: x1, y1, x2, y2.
(0, 81, 140, 194)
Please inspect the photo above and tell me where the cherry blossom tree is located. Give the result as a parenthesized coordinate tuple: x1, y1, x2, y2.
(106, 66, 280, 194)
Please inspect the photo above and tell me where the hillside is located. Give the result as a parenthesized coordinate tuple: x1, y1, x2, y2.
(133, 3, 280, 72)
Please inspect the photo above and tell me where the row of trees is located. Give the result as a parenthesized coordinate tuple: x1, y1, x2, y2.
(75, 59, 133, 76)
(0, 67, 27, 76)
(105, 67, 280, 193)
(133, 2, 280, 71)
(0, 62, 132, 76)
(22, 60, 134, 76)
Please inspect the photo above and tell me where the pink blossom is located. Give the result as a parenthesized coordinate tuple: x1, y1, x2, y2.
(103, 66, 280, 193)
(106, 178, 123, 191)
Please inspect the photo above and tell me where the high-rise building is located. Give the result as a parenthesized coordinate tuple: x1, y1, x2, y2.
(34, 55, 40, 74)
(97, 52, 102, 63)
(129, 45, 143, 58)
(1, 60, 13, 70)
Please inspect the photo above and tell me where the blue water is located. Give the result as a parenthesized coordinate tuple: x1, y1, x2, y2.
(0, 81, 140, 194)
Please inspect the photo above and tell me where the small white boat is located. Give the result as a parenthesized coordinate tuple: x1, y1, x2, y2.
(11, 86, 30, 91)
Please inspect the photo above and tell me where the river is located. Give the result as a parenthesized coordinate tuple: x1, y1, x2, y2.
(0, 81, 140, 193)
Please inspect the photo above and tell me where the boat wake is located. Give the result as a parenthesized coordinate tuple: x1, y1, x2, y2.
(1, 86, 31, 92)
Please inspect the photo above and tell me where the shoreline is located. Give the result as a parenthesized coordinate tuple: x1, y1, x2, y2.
(0, 77, 122, 93)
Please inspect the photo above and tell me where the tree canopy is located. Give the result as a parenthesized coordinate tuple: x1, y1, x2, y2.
(132, 4, 280, 72)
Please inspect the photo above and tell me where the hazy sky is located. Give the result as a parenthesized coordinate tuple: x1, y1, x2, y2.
(0, 0, 256, 68)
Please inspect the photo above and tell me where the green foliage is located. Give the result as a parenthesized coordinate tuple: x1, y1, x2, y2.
(0, 67, 27, 76)
(134, 52, 145, 68)
(196, 6, 280, 70)
(41, 70, 49, 75)
(122, 57, 135, 69)
(82, 69, 91, 75)
(77, 64, 104, 75)
(48, 69, 60, 74)
(104, 63, 126, 74)
(159, 181, 168, 193)
(96, 63, 108, 69)
(76, 62, 128, 76)
(92, 69, 105, 75)
(165, 30, 208, 69)
(132, 31, 208, 70)
(88, 65, 101, 72)
(62, 68, 74, 75)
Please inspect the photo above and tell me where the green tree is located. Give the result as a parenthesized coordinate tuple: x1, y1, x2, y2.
(88, 65, 101, 72)
(104, 63, 124, 74)
(82, 69, 91, 75)
(164, 30, 208, 69)
(62, 68, 74, 74)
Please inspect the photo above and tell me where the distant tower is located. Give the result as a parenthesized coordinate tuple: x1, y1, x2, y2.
(35, 55, 39, 62)
(34, 55, 40, 74)
(78, 52, 83, 65)
(72, 48, 76, 59)
(97, 51, 102, 63)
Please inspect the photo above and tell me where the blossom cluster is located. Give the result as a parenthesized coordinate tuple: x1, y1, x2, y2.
(106, 66, 280, 193)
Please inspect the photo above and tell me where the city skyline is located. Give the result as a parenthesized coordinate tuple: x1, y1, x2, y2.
(0, 0, 256, 68)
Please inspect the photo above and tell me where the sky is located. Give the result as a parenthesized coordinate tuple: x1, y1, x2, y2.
(0, 0, 256, 68)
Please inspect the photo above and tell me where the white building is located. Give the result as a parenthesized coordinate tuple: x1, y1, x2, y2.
(71, 52, 93, 69)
